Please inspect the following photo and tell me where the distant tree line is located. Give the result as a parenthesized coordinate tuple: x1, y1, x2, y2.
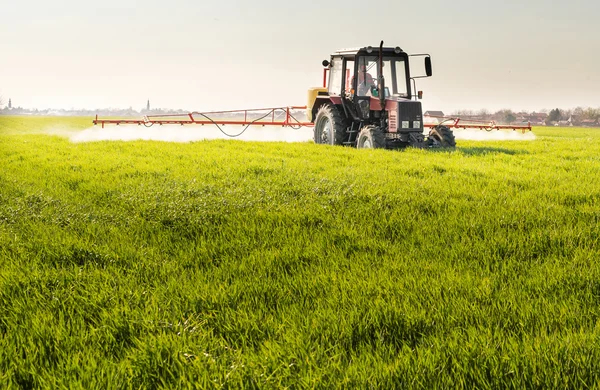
(450, 107, 600, 126)
(546, 107, 600, 125)
(0, 106, 192, 117)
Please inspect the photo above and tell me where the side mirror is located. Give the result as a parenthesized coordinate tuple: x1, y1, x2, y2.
(322, 60, 330, 67)
(425, 57, 432, 77)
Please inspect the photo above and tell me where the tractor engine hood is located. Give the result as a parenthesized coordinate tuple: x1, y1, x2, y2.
(368, 95, 412, 111)
(369, 97, 424, 133)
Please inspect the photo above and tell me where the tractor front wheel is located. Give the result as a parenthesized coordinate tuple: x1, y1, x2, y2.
(427, 125, 456, 148)
(314, 104, 346, 145)
(356, 126, 386, 149)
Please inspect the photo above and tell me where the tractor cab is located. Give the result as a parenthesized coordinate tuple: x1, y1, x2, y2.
(307, 43, 439, 149)
(328, 47, 411, 102)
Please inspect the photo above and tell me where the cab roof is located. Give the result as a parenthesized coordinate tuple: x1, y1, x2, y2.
(333, 46, 405, 56)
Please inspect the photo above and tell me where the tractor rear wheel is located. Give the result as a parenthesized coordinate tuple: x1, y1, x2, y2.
(356, 126, 386, 149)
(314, 104, 346, 145)
(427, 125, 456, 148)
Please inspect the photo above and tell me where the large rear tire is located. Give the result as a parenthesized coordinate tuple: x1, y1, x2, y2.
(314, 103, 346, 145)
(427, 125, 456, 148)
(356, 125, 386, 149)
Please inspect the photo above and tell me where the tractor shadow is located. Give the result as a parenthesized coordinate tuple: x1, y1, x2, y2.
(458, 146, 530, 156)
(429, 146, 530, 156)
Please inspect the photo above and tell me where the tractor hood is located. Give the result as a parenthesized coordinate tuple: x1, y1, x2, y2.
(370, 97, 424, 133)
(369, 95, 416, 111)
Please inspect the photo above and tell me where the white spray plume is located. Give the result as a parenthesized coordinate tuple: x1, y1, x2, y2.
(68, 125, 535, 144)
(70, 125, 314, 143)
(452, 129, 536, 141)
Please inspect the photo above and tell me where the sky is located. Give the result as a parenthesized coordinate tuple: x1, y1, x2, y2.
(1, 0, 599, 114)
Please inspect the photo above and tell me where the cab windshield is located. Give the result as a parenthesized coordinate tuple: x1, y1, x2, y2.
(350, 56, 409, 97)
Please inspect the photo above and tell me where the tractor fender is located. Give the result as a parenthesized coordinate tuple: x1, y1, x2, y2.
(307, 88, 334, 122)
(310, 97, 337, 123)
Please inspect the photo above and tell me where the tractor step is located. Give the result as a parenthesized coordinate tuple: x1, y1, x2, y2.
(346, 124, 361, 145)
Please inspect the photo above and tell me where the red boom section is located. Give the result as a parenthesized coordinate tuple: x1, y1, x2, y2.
(424, 116, 532, 133)
(93, 106, 532, 133)
(93, 107, 313, 129)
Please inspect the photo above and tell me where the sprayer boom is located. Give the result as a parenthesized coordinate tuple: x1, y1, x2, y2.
(424, 116, 532, 133)
(93, 108, 531, 132)
(93, 106, 312, 129)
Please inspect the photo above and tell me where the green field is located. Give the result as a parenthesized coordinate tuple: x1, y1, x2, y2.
(1, 116, 600, 388)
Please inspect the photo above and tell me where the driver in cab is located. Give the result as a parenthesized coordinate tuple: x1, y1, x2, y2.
(353, 64, 376, 96)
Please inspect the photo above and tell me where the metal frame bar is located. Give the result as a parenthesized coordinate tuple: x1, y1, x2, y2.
(93, 107, 313, 128)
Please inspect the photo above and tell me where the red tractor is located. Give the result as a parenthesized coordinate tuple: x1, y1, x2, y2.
(307, 41, 454, 149)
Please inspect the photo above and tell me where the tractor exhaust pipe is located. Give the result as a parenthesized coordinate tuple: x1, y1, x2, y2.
(377, 40, 386, 128)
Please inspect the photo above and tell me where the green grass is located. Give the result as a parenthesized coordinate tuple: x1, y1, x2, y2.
(1, 116, 600, 388)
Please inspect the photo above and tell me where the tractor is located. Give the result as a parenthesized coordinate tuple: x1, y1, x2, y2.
(307, 41, 455, 149)
(92, 41, 530, 138)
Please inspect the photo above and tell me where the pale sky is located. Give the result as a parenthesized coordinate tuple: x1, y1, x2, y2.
(2, 0, 599, 113)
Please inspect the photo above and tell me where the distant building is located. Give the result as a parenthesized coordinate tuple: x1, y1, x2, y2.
(580, 119, 598, 127)
(146, 99, 150, 111)
(8, 99, 11, 109)
(528, 112, 547, 125)
(557, 119, 572, 127)
(423, 111, 445, 125)
(515, 112, 529, 122)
